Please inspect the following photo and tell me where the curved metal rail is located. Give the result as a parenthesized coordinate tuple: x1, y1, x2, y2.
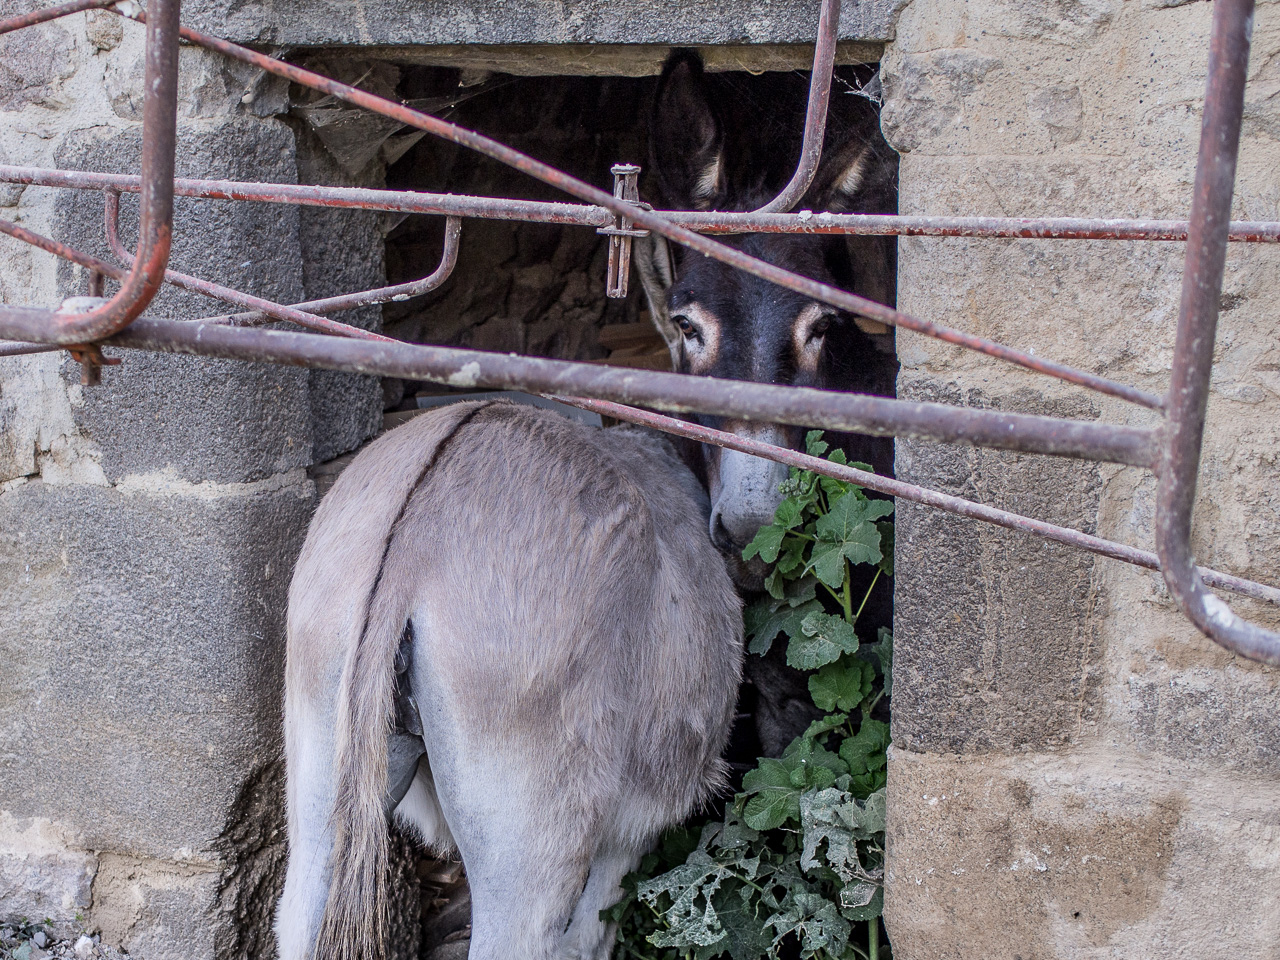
(0, 0, 177, 344)
(1154, 0, 1280, 665)
(752, 0, 840, 214)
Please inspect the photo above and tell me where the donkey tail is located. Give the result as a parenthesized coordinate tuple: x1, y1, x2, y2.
(307, 401, 495, 960)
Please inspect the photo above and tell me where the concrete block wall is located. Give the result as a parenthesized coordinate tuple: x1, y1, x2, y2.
(879, 1, 1280, 956)
(0, 8, 382, 956)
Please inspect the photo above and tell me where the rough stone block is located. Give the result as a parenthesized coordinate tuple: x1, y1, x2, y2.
(0, 0, 76, 111)
(52, 120, 314, 484)
(0, 478, 310, 859)
(91, 854, 223, 960)
(892, 380, 1102, 753)
(884, 747, 1280, 959)
(0, 815, 95, 936)
(1121, 663, 1280, 779)
(181, 0, 906, 48)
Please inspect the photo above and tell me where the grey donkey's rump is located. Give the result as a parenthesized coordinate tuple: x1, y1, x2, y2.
(276, 401, 743, 960)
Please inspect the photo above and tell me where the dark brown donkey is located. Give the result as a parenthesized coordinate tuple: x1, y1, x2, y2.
(639, 52, 900, 752)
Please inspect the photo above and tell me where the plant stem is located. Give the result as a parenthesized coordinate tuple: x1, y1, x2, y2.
(841, 568, 854, 623)
(820, 582, 844, 606)
(868, 919, 879, 960)
(852, 569, 881, 626)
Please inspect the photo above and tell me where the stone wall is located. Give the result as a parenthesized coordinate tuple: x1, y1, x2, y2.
(880, 1, 1280, 956)
(0, 7, 381, 956)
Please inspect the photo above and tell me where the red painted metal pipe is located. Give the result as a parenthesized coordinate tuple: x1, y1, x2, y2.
(753, 0, 839, 214)
(1155, 0, 1280, 665)
(5, 166, 1278, 242)
(0, 0, 114, 34)
(0, 0, 178, 344)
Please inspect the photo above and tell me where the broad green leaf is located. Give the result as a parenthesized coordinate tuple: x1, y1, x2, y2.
(787, 613, 859, 670)
(773, 497, 805, 530)
(819, 472, 851, 499)
(814, 495, 894, 567)
(785, 575, 819, 605)
(799, 788, 861, 884)
(840, 883, 880, 918)
(840, 886, 883, 922)
(798, 713, 848, 744)
(766, 889, 852, 957)
(805, 430, 829, 457)
(764, 565, 787, 600)
(876, 520, 895, 577)
(743, 523, 786, 563)
(840, 788, 887, 838)
(781, 736, 849, 786)
(775, 536, 808, 576)
(743, 791, 798, 832)
(808, 659, 873, 713)
(745, 599, 823, 656)
(815, 493, 893, 543)
(808, 539, 849, 589)
(639, 850, 731, 949)
(741, 759, 801, 831)
(839, 719, 890, 780)
(850, 769, 888, 797)
(697, 884, 773, 960)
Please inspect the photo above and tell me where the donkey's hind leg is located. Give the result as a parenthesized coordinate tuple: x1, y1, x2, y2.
(412, 655, 599, 959)
(560, 844, 643, 960)
(275, 699, 339, 960)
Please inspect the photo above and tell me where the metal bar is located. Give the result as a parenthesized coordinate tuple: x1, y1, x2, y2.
(6, 167, 1279, 242)
(0, 0, 178, 344)
(101, 191, 395, 342)
(0, 166, 1262, 238)
(32, 314, 1152, 466)
(93, 9, 1161, 412)
(0, 167, 613, 225)
(753, 0, 839, 214)
(205, 217, 462, 326)
(0, 0, 114, 34)
(0, 216, 127, 281)
(666, 211, 1280, 242)
(553, 395, 1280, 607)
(1155, 0, 1280, 666)
(603, 164, 642, 298)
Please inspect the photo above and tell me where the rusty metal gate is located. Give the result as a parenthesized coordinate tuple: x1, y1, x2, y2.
(1, 0, 1277, 663)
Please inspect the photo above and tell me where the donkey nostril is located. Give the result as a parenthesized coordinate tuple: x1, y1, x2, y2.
(710, 513, 736, 552)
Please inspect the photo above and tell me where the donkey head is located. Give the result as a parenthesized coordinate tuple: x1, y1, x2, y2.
(641, 52, 898, 586)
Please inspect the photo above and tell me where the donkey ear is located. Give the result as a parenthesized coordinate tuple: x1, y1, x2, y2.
(650, 52, 725, 210)
(805, 103, 898, 216)
(634, 233, 682, 360)
(807, 140, 881, 214)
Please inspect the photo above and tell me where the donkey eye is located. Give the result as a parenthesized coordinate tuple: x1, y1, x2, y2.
(808, 314, 834, 341)
(674, 315, 699, 340)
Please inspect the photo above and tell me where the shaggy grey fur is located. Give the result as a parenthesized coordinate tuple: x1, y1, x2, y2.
(276, 401, 743, 960)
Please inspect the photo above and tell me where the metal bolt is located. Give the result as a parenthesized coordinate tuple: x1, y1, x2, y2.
(599, 163, 647, 299)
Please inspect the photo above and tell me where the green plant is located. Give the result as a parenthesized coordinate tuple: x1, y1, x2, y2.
(608, 432, 894, 960)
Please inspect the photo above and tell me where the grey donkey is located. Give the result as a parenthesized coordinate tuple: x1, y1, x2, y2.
(276, 400, 744, 960)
